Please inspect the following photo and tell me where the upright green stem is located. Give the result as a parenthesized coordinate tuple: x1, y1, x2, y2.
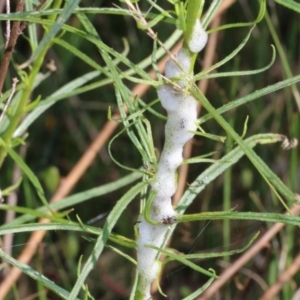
(0, 0, 63, 167)
(223, 117, 233, 300)
(265, 10, 300, 112)
(135, 1, 208, 298)
(184, 0, 204, 69)
(184, 0, 203, 44)
(0, 47, 49, 166)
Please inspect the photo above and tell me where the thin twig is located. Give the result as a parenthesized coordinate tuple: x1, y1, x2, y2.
(18, 0, 47, 34)
(122, 0, 178, 64)
(0, 77, 19, 125)
(259, 252, 300, 300)
(217, 260, 269, 291)
(5, 0, 11, 49)
(198, 204, 300, 300)
(0, 0, 24, 96)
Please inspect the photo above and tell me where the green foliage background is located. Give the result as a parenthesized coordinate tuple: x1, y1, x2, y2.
(0, 0, 299, 299)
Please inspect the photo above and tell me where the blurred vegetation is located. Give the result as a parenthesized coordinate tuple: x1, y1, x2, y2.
(0, 0, 299, 299)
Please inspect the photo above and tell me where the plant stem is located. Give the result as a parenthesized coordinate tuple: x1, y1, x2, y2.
(184, 0, 204, 69)
(135, 1, 207, 298)
(0, 0, 63, 167)
(184, 0, 203, 45)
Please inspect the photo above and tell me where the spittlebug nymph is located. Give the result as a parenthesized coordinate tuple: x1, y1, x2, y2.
(162, 216, 176, 225)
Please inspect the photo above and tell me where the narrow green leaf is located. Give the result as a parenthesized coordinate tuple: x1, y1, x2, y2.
(29, 0, 80, 63)
(14, 70, 100, 137)
(0, 223, 136, 249)
(192, 88, 296, 207)
(183, 276, 215, 300)
(106, 245, 137, 265)
(196, 45, 276, 80)
(207, 0, 266, 32)
(198, 74, 300, 125)
(178, 133, 290, 213)
(178, 211, 300, 227)
(0, 204, 70, 223)
(183, 157, 220, 164)
(24, 1, 38, 51)
(202, 0, 222, 29)
(1, 177, 23, 196)
(1, 171, 142, 227)
(0, 8, 175, 22)
(0, 139, 49, 209)
(274, 0, 300, 13)
(53, 38, 107, 72)
(194, 26, 255, 80)
(0, 248, 78, 299)
(67, 181, 148, 299)
(149, 245, 218, 279)
(165, 232, 259, 262)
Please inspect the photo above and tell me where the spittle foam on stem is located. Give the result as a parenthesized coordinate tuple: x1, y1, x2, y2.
(136, 19, 208, 299)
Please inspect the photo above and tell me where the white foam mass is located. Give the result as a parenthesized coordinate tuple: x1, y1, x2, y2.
(159, 147, 183, 171)
(157, 85, 180, 112)
(188, 19, 208, 53)
(152, 171, 177, 199)
(165, 48, 191, 79)
(137, 219, 170, 285)
(136, 20, 208, 299)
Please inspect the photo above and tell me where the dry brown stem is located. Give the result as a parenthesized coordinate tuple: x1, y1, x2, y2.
(0, 0, 24, 96)
(259, 251, 300, 300)
(5, 0, 11, 49)
(198, 204, 300, 300)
